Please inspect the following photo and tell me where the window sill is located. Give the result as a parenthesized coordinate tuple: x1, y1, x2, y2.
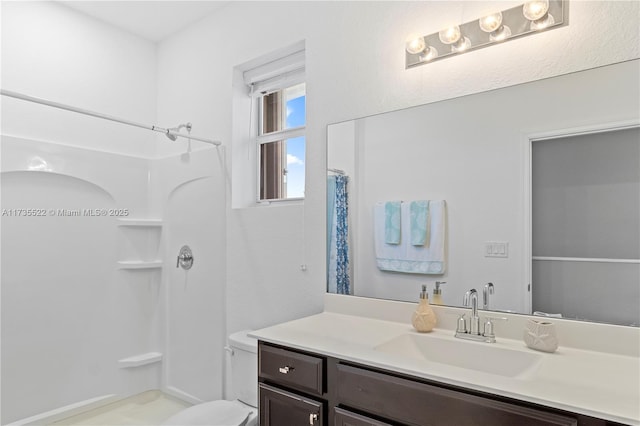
(231, 197, 305, 210)
(256, 197, 304, 206)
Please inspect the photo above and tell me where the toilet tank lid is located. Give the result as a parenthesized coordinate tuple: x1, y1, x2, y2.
(228, 329, 257, 353)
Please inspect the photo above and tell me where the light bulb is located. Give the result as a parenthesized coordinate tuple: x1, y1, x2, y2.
(451, 37, 471, 53)
(479, 13, 503, 33)
(529, 13, 555, 30)
(439, 26, 461, 45)
(419, 46, 438, 62)
(406, 35, 426, 55)
(523, 0, 550, 21)
(490, 25, 512, 41)
(479, 12, 511, 42)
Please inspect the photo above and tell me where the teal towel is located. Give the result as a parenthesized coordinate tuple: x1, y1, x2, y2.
(384, 201, 401, 244)
(410, 200, 430, 246)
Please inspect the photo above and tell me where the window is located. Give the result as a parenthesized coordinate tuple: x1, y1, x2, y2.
(257, 83, 306, 200)
(240, 45, 306, 203)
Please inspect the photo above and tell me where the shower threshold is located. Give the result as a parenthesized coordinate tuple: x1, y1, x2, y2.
(48, 390, 191, 426)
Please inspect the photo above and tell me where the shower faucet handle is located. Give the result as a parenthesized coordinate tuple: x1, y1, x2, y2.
(176, 245, 194, 270)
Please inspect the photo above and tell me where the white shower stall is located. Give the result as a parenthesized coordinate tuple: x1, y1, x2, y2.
(1, 2, 227, 424)
(1, 127, 227, 425)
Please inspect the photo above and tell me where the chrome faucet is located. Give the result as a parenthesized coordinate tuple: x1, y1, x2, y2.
(455, 288, 507, 343)
(463, 289, 480, 335)
(483, 282, 494, 310)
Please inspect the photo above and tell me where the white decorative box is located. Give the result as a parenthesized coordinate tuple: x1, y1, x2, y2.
(523, 319, 559, 353)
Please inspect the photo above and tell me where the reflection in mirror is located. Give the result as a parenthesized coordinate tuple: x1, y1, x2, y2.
(327, 60, 640, 326)
(327, 167, 351, 295)
(531, 127, 640, 325)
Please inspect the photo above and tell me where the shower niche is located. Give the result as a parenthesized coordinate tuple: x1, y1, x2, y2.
(117, 218, 164, 270)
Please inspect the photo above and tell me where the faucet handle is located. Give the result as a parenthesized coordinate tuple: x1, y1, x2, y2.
(483, 316, 508, 338)
(456, 314, 467, 334)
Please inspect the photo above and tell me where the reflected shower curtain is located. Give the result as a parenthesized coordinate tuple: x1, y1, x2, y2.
(327, 175, 350, 294)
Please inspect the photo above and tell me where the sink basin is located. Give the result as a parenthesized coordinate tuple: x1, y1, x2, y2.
(374, 334, 542, 378)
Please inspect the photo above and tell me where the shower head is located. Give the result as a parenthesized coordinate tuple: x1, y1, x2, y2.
(165, 122, 192, 141)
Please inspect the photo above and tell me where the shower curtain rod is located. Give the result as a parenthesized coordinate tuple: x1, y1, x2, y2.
(1, 89, 222, 146)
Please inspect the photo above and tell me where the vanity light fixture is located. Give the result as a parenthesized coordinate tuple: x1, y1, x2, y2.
(405, 0, 566, 69)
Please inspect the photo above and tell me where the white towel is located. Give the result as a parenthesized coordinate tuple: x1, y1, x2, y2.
(374, 200, 446, 274)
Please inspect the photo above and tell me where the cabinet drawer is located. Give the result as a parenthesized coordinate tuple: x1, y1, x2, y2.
(334, 407, 393, 426)
(259, 343, 325, 396)
(337, 364, 577, 426)
(260, 383, 324, 426)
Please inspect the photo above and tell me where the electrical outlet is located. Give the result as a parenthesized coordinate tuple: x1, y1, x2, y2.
(484, 241, 508, 258)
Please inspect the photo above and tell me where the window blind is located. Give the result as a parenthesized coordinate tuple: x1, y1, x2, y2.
(243, 50, 305, 95)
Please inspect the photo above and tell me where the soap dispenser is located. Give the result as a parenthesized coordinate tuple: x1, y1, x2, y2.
(432, 281, 446, 305)
(412, 284, 437, 332)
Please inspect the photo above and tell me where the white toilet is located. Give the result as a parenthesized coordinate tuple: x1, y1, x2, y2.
(162, 330, 258, 426)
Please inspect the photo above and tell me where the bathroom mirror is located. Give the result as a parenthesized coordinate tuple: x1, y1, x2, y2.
(327, 60, 640, 327)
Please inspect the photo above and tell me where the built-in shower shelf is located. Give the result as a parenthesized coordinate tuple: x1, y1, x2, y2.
(117, 218, 163, 227)
(118, 352, 163, 368)
(117, 260, 163, 270)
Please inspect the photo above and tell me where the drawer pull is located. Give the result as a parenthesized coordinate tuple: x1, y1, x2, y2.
(309, 413, 318, 425)
(279, 365, 294, 374)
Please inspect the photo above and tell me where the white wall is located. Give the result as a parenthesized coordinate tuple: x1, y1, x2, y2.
(155, 0, 639, 344)
(1, 1, 158, 157)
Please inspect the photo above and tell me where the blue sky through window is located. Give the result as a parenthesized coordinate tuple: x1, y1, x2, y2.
(285, 94, 305, 198)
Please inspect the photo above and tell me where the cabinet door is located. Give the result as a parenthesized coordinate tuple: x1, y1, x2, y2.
(334, 407, 393, 426)
(260, 383, 324, 426)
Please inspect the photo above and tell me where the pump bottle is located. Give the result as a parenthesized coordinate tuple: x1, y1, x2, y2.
(432, 281, 446, 305)
(411, 284, 437, 332)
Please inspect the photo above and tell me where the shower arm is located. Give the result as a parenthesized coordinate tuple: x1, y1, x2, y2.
(1, 89, 221, 146)
(172, 123, 192, 133)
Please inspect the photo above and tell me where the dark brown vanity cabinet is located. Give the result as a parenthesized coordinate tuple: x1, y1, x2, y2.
(258, 341, 627, 426)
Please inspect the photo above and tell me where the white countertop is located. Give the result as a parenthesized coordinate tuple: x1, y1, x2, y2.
(251, 297, 640, 425)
